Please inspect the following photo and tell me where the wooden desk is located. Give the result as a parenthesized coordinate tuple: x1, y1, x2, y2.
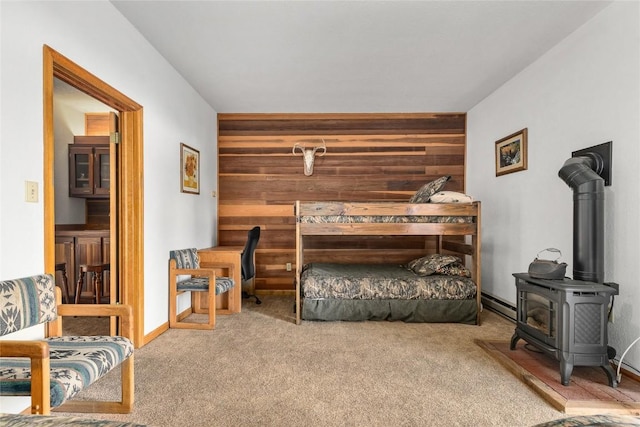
(198, 246, 243, 314)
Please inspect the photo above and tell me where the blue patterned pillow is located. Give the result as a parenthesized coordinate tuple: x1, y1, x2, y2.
(532, 415, 640, 427)
(0, 274, 57, 336)
(409, 176, 451, 203)
(169, 248, 200, 269)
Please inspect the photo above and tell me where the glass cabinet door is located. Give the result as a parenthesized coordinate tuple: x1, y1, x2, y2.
(94, 147, 110, 196)
(69, 144, 110, 197)
(69, 146, 94, 196)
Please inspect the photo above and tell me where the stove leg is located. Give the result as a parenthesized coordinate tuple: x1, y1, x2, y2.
(510, 332, 520, 350)
(601, 364, 618, 388)
(560, 359, 573, 386)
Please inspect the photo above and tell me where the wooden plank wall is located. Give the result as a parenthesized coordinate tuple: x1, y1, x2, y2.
(218, 113, 467, 292)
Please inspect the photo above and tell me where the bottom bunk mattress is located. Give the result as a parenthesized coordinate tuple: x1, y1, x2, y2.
(300, 263, 478, 324)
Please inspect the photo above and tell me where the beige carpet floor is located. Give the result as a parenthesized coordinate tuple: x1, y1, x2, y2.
(56, 296, 574, 427)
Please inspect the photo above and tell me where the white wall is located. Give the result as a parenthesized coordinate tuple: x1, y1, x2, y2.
(0, 1, 218, 339)
(53, 98, 93, 224)
(468, 2, 640, 373)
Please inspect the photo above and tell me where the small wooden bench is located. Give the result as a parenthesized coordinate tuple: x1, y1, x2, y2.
(0, 274, 134, 415)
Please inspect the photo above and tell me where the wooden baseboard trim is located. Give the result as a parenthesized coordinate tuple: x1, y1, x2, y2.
(177, 307, 193, 321)
(143, 321, 168, 346)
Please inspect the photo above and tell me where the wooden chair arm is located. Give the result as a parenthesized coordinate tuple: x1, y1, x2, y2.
(172, 268, 212, 276)
(56, 303, 134, 340)
(57, 303, 131, 318)
(200, 263, 235, 276)
(173, 264, 235, 278)
(0, 340, 49, 358)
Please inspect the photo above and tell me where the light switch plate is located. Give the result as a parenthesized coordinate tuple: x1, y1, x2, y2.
(25, 181, 38, 202)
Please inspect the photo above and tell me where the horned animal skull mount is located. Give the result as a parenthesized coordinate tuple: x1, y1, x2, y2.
(292, 140, 327, 176)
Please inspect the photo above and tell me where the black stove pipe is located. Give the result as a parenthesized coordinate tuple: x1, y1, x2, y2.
(558, 156, 605, 283)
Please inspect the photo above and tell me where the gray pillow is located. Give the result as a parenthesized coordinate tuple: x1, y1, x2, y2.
(407, 254, 461, 276)
(409, 176, 451, 203)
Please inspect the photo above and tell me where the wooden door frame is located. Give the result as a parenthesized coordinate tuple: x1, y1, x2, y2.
(43, 45, 145, 348)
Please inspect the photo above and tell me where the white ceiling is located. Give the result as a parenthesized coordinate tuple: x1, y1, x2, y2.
(110, 1, 611, 113)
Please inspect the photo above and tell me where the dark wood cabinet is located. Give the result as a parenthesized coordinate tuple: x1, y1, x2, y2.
(55, 236, 75, 299)
(69, 144, 110, 197)
(55, 227, 110, 302)
(76, 236, 103, 268)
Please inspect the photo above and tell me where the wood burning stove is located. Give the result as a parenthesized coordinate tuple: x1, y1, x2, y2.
(510, 273, 618, 387)
(510, 142, 619, 387)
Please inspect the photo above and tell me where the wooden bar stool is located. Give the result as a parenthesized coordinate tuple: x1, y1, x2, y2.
(55, 262, 71, 304)
(75, 263, 110, 304)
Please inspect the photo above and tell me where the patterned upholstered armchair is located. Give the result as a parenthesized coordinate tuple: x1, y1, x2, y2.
(169, 248, 235, 330)
(0, 274, 134, 415)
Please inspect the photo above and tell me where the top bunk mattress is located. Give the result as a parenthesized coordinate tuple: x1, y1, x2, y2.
(296, 201, 479, 225)
(301, 263, 477, 301)
(299, 214, 472, 224)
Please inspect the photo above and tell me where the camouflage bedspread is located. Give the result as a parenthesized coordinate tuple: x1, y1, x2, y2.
(301, 263, 476, 300)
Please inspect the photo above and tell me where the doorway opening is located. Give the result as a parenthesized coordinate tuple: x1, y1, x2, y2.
(43, 45, 145, 347)
(54, 79, 116, 335)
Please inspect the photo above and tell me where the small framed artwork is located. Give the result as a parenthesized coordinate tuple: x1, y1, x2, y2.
(180, 143, 200, 194)
(495, 128, 528, 176)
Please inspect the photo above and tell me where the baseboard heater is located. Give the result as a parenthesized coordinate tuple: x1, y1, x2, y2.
(481, 292, 516, 322)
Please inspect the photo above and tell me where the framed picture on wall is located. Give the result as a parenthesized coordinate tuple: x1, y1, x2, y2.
(496, 128, 528, 176)
(180, 143, 200, 194)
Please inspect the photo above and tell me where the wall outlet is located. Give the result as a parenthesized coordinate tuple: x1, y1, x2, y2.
(286, 262, 292, 272)
(25, 181, 38, 202)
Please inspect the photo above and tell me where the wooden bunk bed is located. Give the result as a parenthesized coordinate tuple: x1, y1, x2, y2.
(294, 200, 482, 325)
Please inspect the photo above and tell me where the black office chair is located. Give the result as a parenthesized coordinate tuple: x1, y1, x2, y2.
(241, 226, 261, 305)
